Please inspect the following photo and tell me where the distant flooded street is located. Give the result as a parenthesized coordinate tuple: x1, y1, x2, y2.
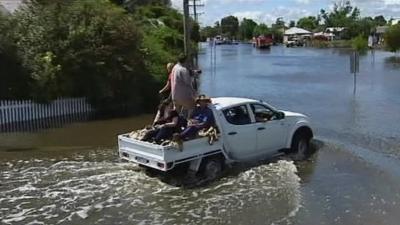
(1, 44, 400, 225)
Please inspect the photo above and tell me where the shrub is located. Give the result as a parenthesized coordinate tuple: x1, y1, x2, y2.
(351, 35, 368, 53)
(385, 24, 400, 53)
(10, 0, 157, 111)
(0, 13, 31, 99)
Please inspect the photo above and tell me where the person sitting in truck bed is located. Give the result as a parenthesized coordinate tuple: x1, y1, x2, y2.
(152, 97, 174, 126)
(142, 98, 186, 143)
(179, 95, 215, 140)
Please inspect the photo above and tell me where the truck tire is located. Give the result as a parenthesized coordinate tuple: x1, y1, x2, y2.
(291, 131, 312, 160)
(202, 157, 223, 181)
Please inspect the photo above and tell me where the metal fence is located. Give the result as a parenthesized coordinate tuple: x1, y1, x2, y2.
(0, 98, 93, 132)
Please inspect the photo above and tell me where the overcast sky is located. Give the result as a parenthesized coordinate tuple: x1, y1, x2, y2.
(171, 0, 400, 26)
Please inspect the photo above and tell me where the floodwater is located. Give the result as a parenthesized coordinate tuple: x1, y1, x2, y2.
(1, 44, 400, 225)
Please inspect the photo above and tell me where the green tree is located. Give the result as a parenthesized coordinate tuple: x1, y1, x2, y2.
(11, 0, 156, 110)
(385, 24, 400, 53)
(351, 35, 368, 53)
(0, 12, 31, 99)
(253, 23, 269, 37)
(289, 20, 296, 28)
(200, 26, 218, 41)
(319, 1, 360, 28)
(374, 15, 387, 26)
(297, 16, 318, 31)
(221, 15, 239, 38)
(135, 4, 184, 81)
(270, 18, 285, 43)
(191, 22, 201, 43)
(273, 17, 285, 29)
(111, 0, 171, 12)
(239, 18, 257, 40)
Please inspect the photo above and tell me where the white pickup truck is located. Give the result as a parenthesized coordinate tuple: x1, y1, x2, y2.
(118, 97, 313, 179)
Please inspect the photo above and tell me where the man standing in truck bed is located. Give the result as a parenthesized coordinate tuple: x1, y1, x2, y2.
(171, 54, 195, 117)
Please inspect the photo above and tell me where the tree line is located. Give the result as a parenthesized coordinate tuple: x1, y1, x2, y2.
(200, 1, 400, 52)
(0, 0, 199, 114)
(201, 16, 285, 43)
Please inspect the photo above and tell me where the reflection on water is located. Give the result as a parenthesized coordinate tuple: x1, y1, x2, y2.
(384, 56, 400, 69)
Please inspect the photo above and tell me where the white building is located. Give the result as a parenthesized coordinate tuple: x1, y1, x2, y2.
(283, 27, 312, 43)
(314, 32, 335, 41)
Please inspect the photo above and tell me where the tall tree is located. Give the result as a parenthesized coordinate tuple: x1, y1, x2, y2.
(273, 17, 285, 29)
(200, 26, 218, 40)
(297, 16, 318, 31)
(110, 0, 171, 12)
(239, 18, 257, 40)
(385, 24, 400, 53)
(319, 1, 360, 27)
(253, 23, 269, 37)
(374, 15, 387, 26)
(289, 20, 296, 28)
(220, 15, 239, 38)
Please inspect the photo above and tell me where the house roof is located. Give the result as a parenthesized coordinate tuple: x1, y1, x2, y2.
(284, 27, 312, 35)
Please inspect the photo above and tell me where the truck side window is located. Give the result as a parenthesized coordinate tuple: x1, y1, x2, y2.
(251, 104, 274, 122)
(223, 105, 251, 125)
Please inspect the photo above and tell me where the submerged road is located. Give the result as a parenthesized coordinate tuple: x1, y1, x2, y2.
(1, 44, 400, 225)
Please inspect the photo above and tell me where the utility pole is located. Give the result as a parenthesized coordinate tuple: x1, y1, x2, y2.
(184, 0, 204, 55)
(183, 0, 191, 58)
(190, 0, 204, 23)
(189, 0, 204, 67)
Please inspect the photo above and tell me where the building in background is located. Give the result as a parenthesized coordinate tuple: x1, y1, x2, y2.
(283, 27, 312, 47)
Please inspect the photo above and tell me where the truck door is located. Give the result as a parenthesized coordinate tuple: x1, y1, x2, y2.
(221, 105, 257, 159)
(250, 104, 288, 153)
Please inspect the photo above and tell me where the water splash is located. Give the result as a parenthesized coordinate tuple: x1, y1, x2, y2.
(0, 158, 301, 225)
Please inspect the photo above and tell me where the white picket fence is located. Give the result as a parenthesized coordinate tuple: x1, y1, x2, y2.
(0, 98, 93, 125)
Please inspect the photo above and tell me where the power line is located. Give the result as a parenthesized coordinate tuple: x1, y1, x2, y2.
(189, 0, 204, 23)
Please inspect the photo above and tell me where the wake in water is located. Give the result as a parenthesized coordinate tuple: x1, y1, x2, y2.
(0, 156, 302, 225)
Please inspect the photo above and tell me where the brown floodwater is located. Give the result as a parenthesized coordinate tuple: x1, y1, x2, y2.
(1, 44, 400, 225)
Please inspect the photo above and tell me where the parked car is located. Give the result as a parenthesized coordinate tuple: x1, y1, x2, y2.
(118, 97, 314, 180)
(286, 37, 304, 47)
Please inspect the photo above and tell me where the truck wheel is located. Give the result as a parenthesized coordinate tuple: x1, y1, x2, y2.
(203, 158, 222, 180)
(291, 132, 311, 160)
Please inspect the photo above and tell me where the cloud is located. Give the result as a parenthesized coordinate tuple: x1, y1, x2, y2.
(352, 0, 400, 18)
(233, 7, 312, 25)
(295, 0, 311, 4)
(172, 0, 400, 26)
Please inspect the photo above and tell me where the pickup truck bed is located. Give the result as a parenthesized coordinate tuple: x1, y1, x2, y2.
(118, 134, 224, 171)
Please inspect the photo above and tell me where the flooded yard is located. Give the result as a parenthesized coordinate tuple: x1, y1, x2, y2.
(1, 44, 400, 225)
